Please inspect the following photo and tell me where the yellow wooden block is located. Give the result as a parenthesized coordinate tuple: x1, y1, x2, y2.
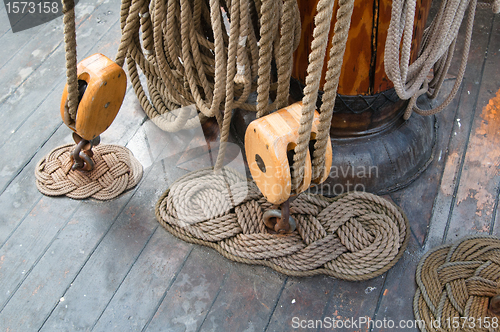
(245, 102, 332, 204)
(60, 53, 127, 141)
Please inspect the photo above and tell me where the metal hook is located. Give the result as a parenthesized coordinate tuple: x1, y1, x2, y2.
(263, 199, 296, 233)
(70, 133, 99, 171)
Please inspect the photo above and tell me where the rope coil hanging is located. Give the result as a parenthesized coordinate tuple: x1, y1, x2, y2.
(156, 167, 410, 280)
(114, 0, 355, 191)
(114, 0, 302, 133)
(414, 235, 500, 332)
(385, 0, 499, 120)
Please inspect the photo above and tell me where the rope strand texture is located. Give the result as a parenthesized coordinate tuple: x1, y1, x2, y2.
(414, 235, 500, 332)
(62, 0, 79, 122)
(116, 0, 301, 133)
(35, 144, 143, 200)
(384, 0, 488, 120)
(156, 167, 410, 280)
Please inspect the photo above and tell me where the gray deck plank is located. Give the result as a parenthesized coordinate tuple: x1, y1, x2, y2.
(0, 83, 151, 331)
(423, 9, 496, 250)
(144, 246, 231, 332)
(36, 123, 194, 331)
(0, 86, 141, 247)
(265, 276, 337, 331)
(494, 211, 500, 236)
(0, 0, 121, 149)
(389, 78, 461, 247)
(319, 277, 386, 332)
(0, 5, 11, 38)
(0, 0, 109, 99)
(198, 266, 286, 332)
(444, 15, 500, 241)
(0, 15, 122, 240)
(372, 9, 497, 332)
(0, 0, 498, 330)
(369, 236, 422, 332)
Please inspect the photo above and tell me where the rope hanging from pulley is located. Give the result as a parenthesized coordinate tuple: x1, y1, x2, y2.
(135, 0, 413, 278)
(36, 0, 143, 200)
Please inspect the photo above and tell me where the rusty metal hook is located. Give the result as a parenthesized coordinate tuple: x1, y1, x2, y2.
(70, 133, 100, 171)
(263, 200, 296, 234)
(71, 139, 88, 170)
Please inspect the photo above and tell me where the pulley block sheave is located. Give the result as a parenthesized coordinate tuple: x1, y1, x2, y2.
(60, 53, 127, 141)
(245, 102, 333, 205)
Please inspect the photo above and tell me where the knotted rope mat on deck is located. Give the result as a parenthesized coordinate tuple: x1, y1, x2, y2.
(155, 168, 409, 280)
(35, 144, 142, 200)
(414, 235, 500, 332)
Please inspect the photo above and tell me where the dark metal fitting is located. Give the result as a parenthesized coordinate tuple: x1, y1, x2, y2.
(263, 199, 296, 234)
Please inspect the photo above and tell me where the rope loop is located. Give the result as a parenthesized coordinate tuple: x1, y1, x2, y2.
(156, 167, 410, 280)
(414, 235, 500, 331)
(36, 144, 143, 200)
(116, 0, 303, 135)
(385, 0, 481, 120)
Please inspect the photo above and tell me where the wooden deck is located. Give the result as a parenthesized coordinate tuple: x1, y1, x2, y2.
(0, 1, 499, 331)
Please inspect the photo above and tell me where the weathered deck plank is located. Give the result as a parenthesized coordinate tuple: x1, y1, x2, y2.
(197, 266, 286, 332)
(91, 229, 192, 332)
(445, 15, 500, 240)
(265, 276, 337, 331)
(388, 78, 460, 246)
(36, 120, 196, 331)
(424, 9, 496, 249)
(0, 0, 110, 103)
(0, 6, 12, 38)
(0, 84, 159, 332)
(372, 9, 497, 332)
(0, 15, 123, 241)
(144, 246, 231, 332)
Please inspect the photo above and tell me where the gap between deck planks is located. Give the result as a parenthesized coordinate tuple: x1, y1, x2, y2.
(373, 10, 499, 332)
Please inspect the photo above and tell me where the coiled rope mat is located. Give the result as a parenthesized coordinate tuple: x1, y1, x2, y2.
(35, 143, 142, 200)
(155, 167, 409, 280)
(414, 235, 500, 332)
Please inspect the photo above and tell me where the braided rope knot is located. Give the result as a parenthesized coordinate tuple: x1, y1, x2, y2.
(35, 144, 143, 200)
(156, 167, 409, 280)
(414, 236, 500, 331)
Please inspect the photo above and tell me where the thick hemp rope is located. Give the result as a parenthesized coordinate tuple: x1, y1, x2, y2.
(385, 0, 499, 120)
(36, 0, 143, 200)
(414, 235, 500, 332)
(62, 0, 79, 123)
(155, 167, 410, 280)
(114, 0, 301, 134)
(114, 0, 354, 189)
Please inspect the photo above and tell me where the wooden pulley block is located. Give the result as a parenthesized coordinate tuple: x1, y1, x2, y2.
(60, 53, 127, 141)
(245, 102, 332, 205)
